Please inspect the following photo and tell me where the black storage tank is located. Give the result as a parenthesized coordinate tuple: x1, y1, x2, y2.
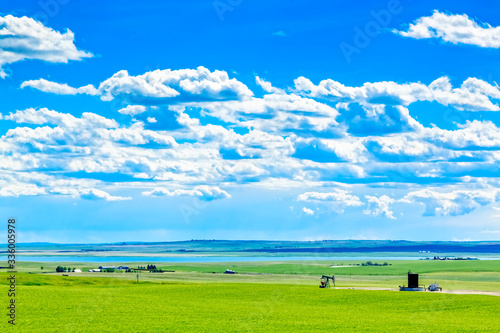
(408, 273, 419, 288)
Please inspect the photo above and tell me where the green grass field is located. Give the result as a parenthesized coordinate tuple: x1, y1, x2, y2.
(2, 260, 499, 332)
(1, 273, 500, 332)
(14, 259, 500, 290)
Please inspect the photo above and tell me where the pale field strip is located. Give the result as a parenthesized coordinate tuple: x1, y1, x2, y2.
(334, 287, 500, 297)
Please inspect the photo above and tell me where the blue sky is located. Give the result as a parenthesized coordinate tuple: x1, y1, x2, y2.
(2, 0, 500, 243)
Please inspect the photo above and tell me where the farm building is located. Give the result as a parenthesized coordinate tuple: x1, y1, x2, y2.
(117, 266, 129, 270)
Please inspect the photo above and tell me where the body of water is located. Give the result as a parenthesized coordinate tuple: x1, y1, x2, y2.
(3, 255, 498, 263)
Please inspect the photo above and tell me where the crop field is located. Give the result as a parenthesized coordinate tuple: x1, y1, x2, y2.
(1, 273, 500, 332)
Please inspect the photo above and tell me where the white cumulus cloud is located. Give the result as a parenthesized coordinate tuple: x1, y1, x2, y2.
(402, 189, 498, 216)
(0, 184, 46, 197)
(23, 66, 254, 107)
(302, 207, 315, 215)
(98, 66, 253, 103)
(363, 195, 396, 219)
(3, 108, 118, 128)
(78, 189, 131, 201)
(394, 10, 500, 48)
(297, 190, 363, 213)
(118, 105, 147, 116)
(21, 79, 98, 95)
(0, 15, 92, 78)
(142, 185, 231, 201)
(295, 76, 500, 111)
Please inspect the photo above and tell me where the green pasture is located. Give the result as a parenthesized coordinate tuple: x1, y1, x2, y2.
(16, 258, 500, 274)
(13, 259, 500, 291)
(154, 259, 500, 275)
(1, 273, 499, 332)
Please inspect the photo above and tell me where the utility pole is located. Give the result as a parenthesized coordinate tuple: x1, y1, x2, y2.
(137, 274, 139, 283)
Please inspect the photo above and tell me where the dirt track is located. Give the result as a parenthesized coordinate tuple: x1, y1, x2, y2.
(334, 287, 500, 297)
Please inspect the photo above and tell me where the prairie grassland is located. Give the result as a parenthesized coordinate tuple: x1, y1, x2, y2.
(14, 259, 500, 290)
(1, 273, 499, 332)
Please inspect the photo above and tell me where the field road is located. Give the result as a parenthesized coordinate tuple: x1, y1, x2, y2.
(334, 287, 500, 297)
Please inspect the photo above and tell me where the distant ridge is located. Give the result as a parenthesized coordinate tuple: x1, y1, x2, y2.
(6, 240, 500, 254)
(14, 240, 500, 245)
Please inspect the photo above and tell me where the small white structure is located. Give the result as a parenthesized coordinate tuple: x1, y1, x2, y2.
(88, 269, 101, 272)
(74, 269, 82, 273)
(428, 283, 442, 291)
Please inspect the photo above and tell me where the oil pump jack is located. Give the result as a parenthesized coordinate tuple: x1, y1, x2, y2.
(319, 275, 335, 288)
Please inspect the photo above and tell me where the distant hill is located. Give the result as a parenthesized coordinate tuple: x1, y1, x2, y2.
(8, 240, 500, 254)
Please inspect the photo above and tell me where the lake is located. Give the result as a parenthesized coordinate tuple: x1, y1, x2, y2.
(4, 255, 497, 263)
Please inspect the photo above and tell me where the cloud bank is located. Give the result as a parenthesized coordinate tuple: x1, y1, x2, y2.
(5, 65, 500, 218)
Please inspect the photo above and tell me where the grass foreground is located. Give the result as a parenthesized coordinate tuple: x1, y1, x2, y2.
(1, 272, 500, 332)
